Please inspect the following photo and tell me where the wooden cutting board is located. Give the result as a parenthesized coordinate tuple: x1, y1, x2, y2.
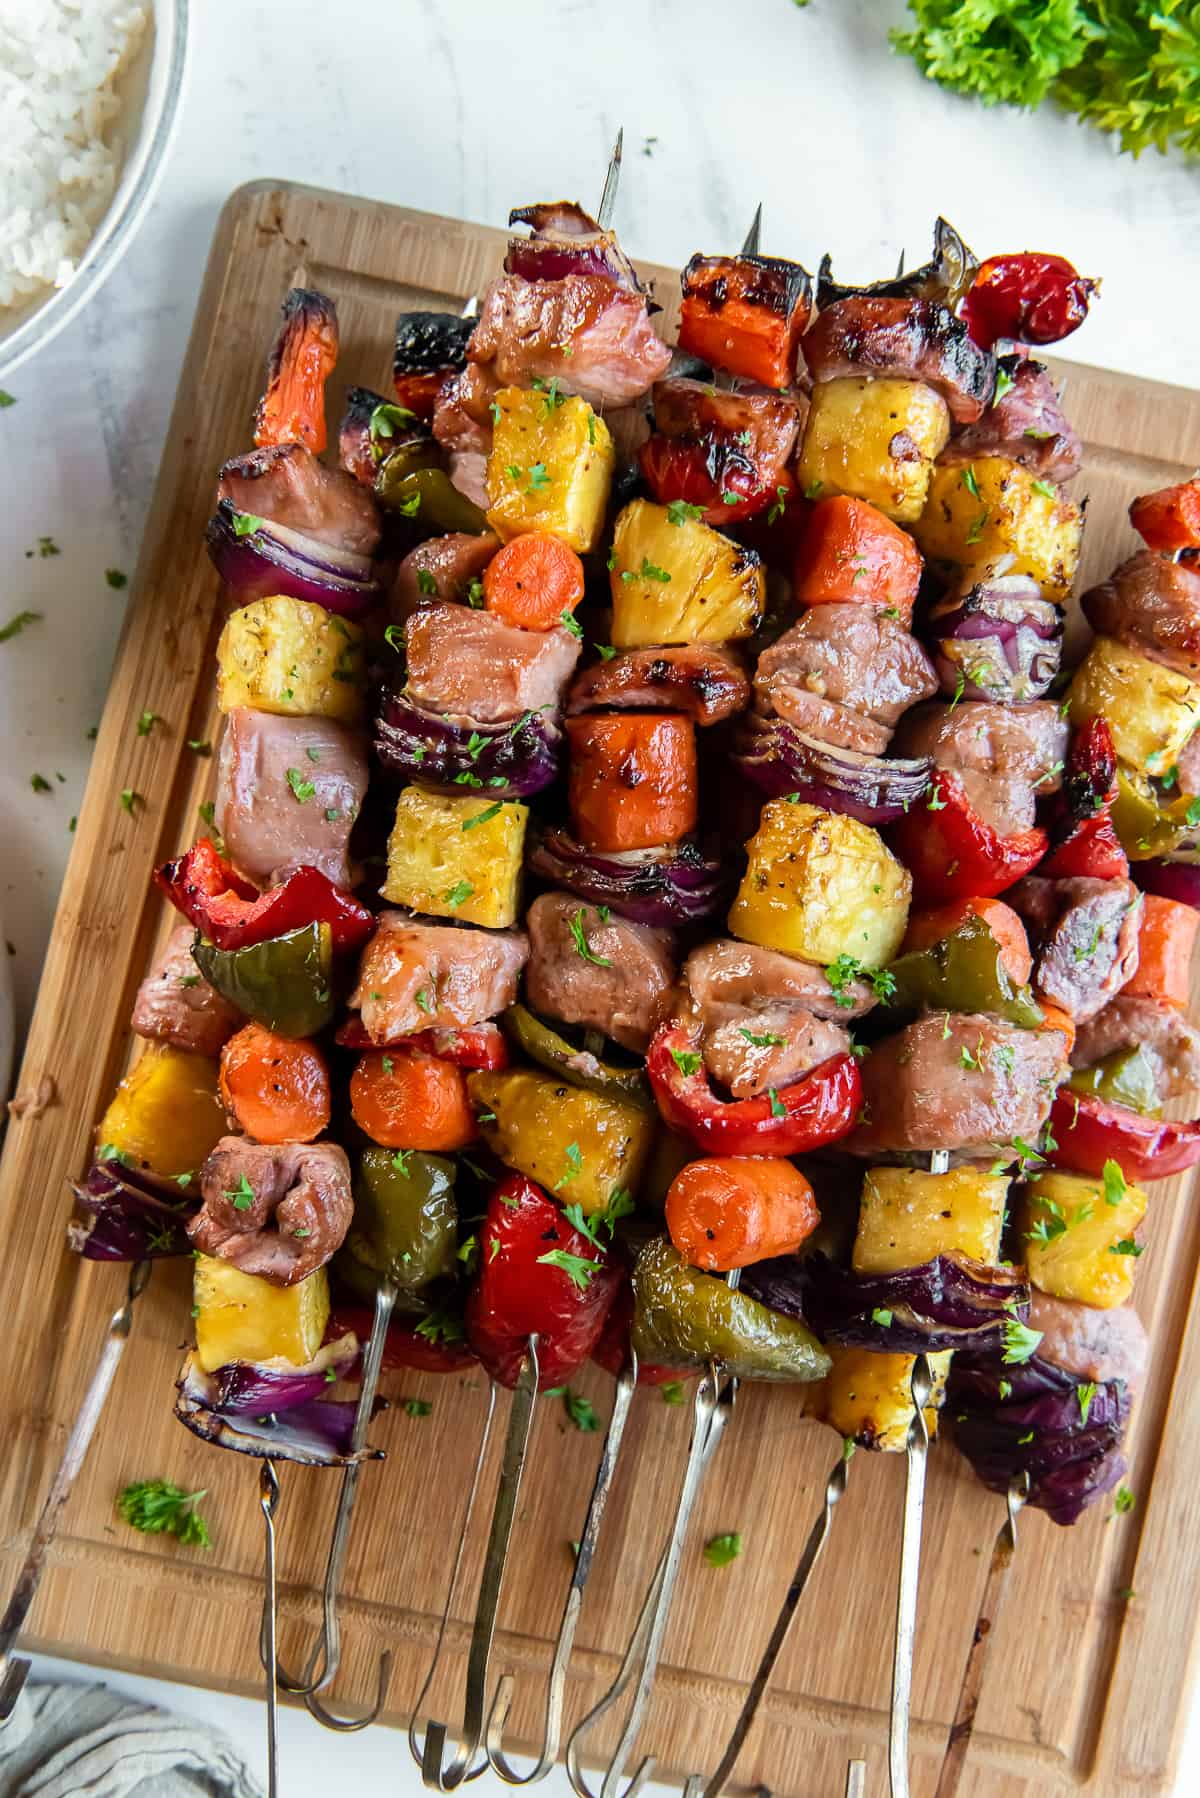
(3, 181, 1199, 1798)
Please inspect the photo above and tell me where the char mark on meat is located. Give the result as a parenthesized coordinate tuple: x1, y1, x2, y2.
(802, 296, 996, 424)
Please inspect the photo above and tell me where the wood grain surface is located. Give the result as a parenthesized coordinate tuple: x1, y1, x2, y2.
(2, 182, 1199, 1798)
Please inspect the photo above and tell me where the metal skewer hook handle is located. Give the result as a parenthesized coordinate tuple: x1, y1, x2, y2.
(0, 1257, 152, 1726)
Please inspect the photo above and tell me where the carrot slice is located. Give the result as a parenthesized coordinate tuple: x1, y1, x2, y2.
(1036, 998, 1076, 1057)
(665, 1156, 819, 1272)
(903, 897, 1032, 988)
(253, 289, 339, 455)
(792, 495, 924, 622)
(482, 532, 586, 632)
(349, 1049, 475, 1151)
(1129, 481, 1200, 554)
(218, 1024, 331, 1145)
(566, 713, 698, 852)
(1123, 894, 1197, 1010)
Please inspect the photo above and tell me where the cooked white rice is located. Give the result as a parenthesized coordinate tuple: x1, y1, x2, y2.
(0, 0, 150, 313)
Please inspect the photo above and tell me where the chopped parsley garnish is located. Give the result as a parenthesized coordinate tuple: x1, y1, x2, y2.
(595, 642, 617, 659)
(825, 953, 863, 1008)
(1031, 478, 1057, 499)
(1110, 1238, 1144, 1257)
(660, 1382, 685, 1405)
(226, 1174, 256, 1211)
(994, 367, 1014, 402)
(554, 1141, 584, 1190)
(106, 568, 128, 589)
(767, 485, 789, 524)
(1111, 1484, 1136, 1518)
(666, 499, 704, 526)
(136, 709, 160, 737)
(415, 1308, 466, 1346)
(1077, 1382, 1097, 1425)
(1025, 1198, 1066, 1245)
(187, 738, 211, 755)
(739, 1027, 787, 1048)
(569, 908, 611, 966)
(669, 1046, 702, 1077)
(384, 623, 405, 653)
(443, 880, 474, 908)
(527, 462, 551, 491)
(462, 801, 504, 832)
(116, 1480, 211, 1549)
(98, 1142, 132, 1167)
(767, 1087, 786, 1118)
(369, 402, 416, 450)
(30, 773, 51, 793)
(416, 569, 438, 596)
(560, 607, 584, 638)
(871, 1308, 893, 1328)
(703, 1532, 743, 1568)
(965, 507, 990, 545)
(391, 1147, 412, 1173)
(536, 1248, 597, 1291)
(231, 511, 264, 538)
(119, 788, 141, 814)
(286, 767, 316, 802)
(1001, 1305, 1043, 1365)
(1102, 1159, 1127, 1208)
(562, 1390, 599, 1431)
(961, 465, 980, 499)
(416, 987, 434, 1014)
(621, 557, 671, 584)
(404, 1398, 433, 1418)
(0, 610, 42, 642)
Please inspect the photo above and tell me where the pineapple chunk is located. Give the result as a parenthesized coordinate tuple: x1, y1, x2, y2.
(821, 1347, 951, 1453)
(467, 1068, 655, 1213)
(796, 377, 950, 523)
(485, 387, 614, 552)
(96, 1044, 225, 1180)
(1069, 635, 1200, 781)
(915, 457, 1083, 600)
(1020, 1169, 1147, 1310)
(193, 1255, 330, 1372)
(382, 786, 527, 928)
(216, 595, 365, 722)
(855, 1167, 1008, 1276)
(729, 800, 910, 968)
(609, 499, 765, 647)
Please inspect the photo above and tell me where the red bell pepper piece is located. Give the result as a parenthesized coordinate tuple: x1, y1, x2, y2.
(466, 1174, 622, 1390)
(325, 1306, 478, 1374)
(156, 838, 375, 954)
(590, 1269, 693, 1388)
(334, 1017, 509, 1070)
(888, 772, 1047, 904)
(646, 1023, 860, 1157)
(1129, 480, 1200, 554)
(1049, 1089, 1200, 1184)
(393, 369, 453, 420)
(1040, 718, 1128, 881)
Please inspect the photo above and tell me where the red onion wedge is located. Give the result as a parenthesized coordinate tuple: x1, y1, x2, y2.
(375, 691, 562, 798)
(742, 1252, 1030, 1355)
(69, 1159, 197, 1262)
(505, 201, 642, 291)
(734, 713, 931, 823)
(1133, 857, 1200, 910)
(174, 1337, 381, 1467)
(529, 828, 727, 927)
(205, 499, 381, 618)
(929, 573, 1062, 703)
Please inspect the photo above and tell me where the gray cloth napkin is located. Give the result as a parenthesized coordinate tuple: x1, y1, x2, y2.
(0, 1681, 263, 1798)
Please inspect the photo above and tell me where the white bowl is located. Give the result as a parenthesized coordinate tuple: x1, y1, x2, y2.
(0, 0, 190, 381)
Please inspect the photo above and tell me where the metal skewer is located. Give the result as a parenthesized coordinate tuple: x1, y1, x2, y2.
(0, 1257, 152, 1724)
(846, 1762, 867, 1798)
(262, 1279, 397, 1725)
(486, 1361, 640, 1784)
(259, 1459, 282, 1798)
(888, 1145, 948, 1798)
(596, 129, 624, 232)
(932, 1473, 1028, 1798)
(680, 1437, 854, 1798)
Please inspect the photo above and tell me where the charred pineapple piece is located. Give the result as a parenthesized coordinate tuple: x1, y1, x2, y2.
(796, 377, 950, 523)
(1020, 1168, 1147, 1309)
(485, 387, 614, 552)
(915, 456, 1082, 599)
(193, 1255, 330, 1373)
(382, 786, 527, 928)
(608, 499, 765, 646)
(729, 800, 910, 968)
(855, 1166, 1009, 1276)
(1069, 635, 1200, 781)
(467, 1067, 655, 1214)
(216, 595, 365, 721)
(96, 1044, 226, 1180)
(821, 1346, 951, 1452)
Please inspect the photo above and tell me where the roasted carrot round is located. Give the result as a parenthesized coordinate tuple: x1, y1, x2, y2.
(349, 1049, 476, 1151)
(566, 713, 698, 852)
(1123, 894, 1197, 1010)
(1037, 999, 1076, 1057)
(1129, 481, 1200, 553)
(482, 532, 586, 632)
(219, 1024, 331, 1145)
(903, 897, 1032, 988)
(792, 495, 924, 623)
(666, 1156, 819, 1272)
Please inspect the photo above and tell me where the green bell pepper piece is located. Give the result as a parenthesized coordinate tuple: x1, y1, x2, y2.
(502, 1004, 652, 1107)
(631, 1237, 830, 1383)
(378, 464, 488, 534)
(1112, 765, 1200, 862)
(192, 921, 334, 1039)
(885, 913, 1044, 1028)
(347, 1147, 458, 1292)
(1068, 1044, 1163, 1117)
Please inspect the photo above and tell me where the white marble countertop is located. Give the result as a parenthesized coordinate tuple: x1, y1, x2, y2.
(2, 0, 1199, 1790)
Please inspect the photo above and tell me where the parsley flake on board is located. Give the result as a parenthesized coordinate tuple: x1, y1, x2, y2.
(0, 610, 41, 642)
(703, 1532, 743, 1568)
(562, 1390, 599, 1431)
(117, 1480, 212, 1549)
